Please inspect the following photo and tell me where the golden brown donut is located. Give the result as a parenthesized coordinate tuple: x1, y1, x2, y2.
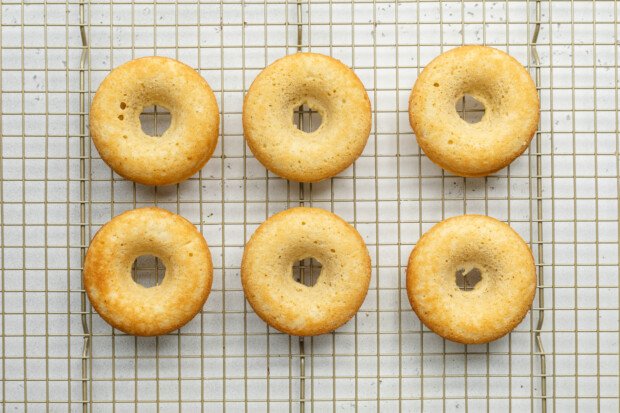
(241, 207, 371, 336)
(406, 215, 536, 344)
(243, 53, 371, 182)
(90, 56, 219, 185)
(84, 207, 213, 336)
(409, 45, 539, 177)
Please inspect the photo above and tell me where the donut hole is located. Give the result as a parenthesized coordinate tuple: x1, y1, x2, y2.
(455, 94, 485, 124)
(455, 267, 482, 291)
(131, 255, 166, 288)
(293, 104, 322, 133)
(140, 105, 172, 137)
(292, 257, 322, 287)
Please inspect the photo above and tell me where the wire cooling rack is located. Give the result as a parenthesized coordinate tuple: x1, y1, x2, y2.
(1, 0, 619, 411)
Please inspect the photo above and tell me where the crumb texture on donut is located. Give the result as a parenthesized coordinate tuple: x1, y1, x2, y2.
(409, 45, 539, 177)
(90, 56, 219, 185)
(406, 215, 536, 344)
(241, 207, 371, 336)
(84, 207, 213, 336)
(243, 53, 371, 182)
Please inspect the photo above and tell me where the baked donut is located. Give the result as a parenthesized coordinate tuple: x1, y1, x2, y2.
(84, 207, 213, 336)
(406, 215, 536, 344)
(243, 53, 371, 182)
(90, 56, 219, 185)
(241, 207, 371, 336)
(409, 45, 539, 177)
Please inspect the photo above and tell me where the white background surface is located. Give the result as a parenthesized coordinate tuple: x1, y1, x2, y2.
(1, 1, 619, 412)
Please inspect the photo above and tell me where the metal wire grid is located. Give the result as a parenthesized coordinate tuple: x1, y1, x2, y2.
(0, 0, 618, 411)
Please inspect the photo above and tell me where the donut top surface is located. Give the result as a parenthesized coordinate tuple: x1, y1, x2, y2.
(409, 45, 539, 177)
(90, 56, 219, 185)
(243, 53, 372, 182)
(84, 207, 213, 336)
(241, 207, 371, 336)
(407, 215, 536, 344)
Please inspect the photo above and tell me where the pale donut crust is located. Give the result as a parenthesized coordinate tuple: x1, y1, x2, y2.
(406, 215, 536, 344)
(409, 45, 539, 177)
(84, 207, 213, 336)
(90, 56, 219, 185)
(241, 207, 371, 336)
(243, 53, 372, 182)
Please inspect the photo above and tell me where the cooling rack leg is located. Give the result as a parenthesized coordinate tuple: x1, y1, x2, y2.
(532, 1, 548, 411)
(79, 0, 90, 412)
(296, 1, 307, 412)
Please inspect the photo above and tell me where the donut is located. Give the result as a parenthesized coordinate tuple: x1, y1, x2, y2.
(90, 56, 219, 185)
(243, 53, 371, 182)
(84, 207, 213, 336)
(241, 207, 371, 336)
(409, 45, 539, 177)
(406, 215, 536, 344)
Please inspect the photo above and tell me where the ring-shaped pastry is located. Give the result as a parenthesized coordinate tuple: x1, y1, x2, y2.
(84, 207, 213, 336)
(90, 56, 219, 185)
(409, 45, 539, 177)
(243, 53, 371, 182)
(241, 207, 371, 336)
(406, 215, 536, 344)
